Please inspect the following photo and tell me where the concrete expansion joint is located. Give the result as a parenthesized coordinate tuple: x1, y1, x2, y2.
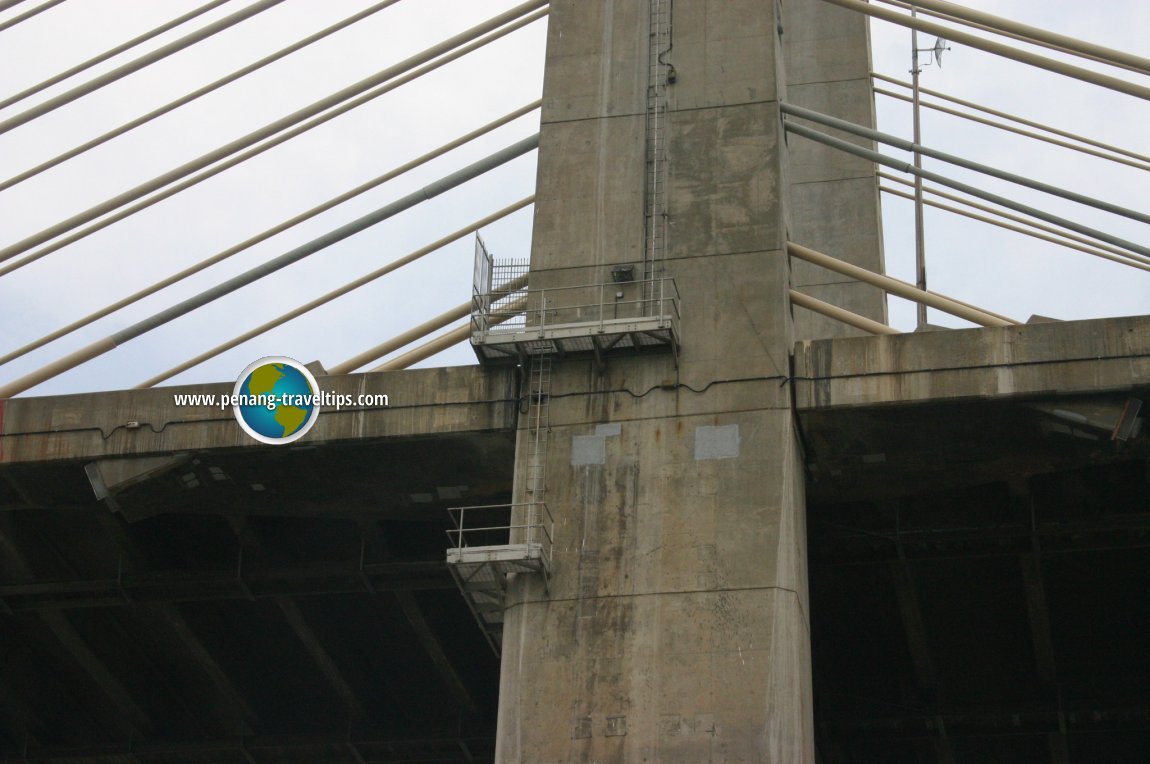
(661, 247, 792, 263)
(540, 110, 648, 127)
(667, 97, 782, 116)
(791, 279, 872, 289)
(787, 75, 875, 88)
(539, 374, 790, 404)
(794, 350, 1150, 383)
(504, 583, 808, 615)
(519, 248, 788, 281)
(789, 174, 878, 188)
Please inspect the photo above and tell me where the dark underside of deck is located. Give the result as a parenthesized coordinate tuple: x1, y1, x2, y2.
(2, 390, 1148, 763)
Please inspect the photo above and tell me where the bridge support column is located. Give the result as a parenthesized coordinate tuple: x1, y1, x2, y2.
(495, 1, 814, 760)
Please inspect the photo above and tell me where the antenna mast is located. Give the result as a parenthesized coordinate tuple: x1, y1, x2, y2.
(910, 6, 948, 329)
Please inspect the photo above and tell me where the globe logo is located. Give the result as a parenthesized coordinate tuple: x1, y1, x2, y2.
(232, 356, 321, 445)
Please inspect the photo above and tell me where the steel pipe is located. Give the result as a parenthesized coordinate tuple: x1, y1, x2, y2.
(872, 0, 1150, 76)
(370, 296, 528, 372)
(880, 172, 1150, 268)
(874, 87, 1150, 174)
(1, 1, 408, 193)
(0, 135, 538, 398)
(872, 74, 1150, 167)
(335, 278, 527, 374)
(0, 0, 288, 133)
(788, 290, 900, 335)
(880, 185, 1150, 274)
(0, 0, 232, 111)
(782, 101, 1150, 226)
(0, 8, 547, 278)
(0, 0, 66, 33)
(879, 0, 1145, 75)
(815, 0, 1150, 101)
(0, 0, 405, 191)
(0, 0, 549, 264)
(787, 243, 1018, 327)
(783, 121, 1150, 262)
(0, 103, 539, 368)
(139, 200, 534, 386)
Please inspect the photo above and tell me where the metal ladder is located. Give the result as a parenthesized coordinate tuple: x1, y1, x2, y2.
(524, 352, 552, 503)
(644, 0, 672, 309)
(443, 352, 556, 657)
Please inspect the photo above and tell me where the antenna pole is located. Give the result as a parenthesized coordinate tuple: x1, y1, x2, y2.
(911, 6, 928, 329)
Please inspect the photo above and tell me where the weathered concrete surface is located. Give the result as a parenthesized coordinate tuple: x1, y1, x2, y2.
(531, 115, 647, 269)
(498, 403, 812, 761)
(794, 315, 1150, 410)
(498, 1, 814, 760)
(783, 0, 887, 338)
(0, 365, 517, 464)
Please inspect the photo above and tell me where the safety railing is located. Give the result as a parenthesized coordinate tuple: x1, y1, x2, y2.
(446, 501, 555, 572)
(471, 277, 680, 340)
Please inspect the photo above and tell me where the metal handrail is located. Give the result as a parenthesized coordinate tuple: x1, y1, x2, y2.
(446, 501, 555, 568)
(472, 277, 680, 337)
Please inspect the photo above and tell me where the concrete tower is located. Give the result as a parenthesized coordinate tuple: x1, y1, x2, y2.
(492, 1, 883, 759)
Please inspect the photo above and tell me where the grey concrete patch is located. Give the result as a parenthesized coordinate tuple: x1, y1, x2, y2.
(571, 435, 607, 465)
(695, 424, 741, 460)
(595, 423, 622, 436)
(606, 715, 627, 737)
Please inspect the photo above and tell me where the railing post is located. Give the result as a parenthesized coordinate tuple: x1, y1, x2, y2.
(599, 283, 605, 330)
(538, 291, 547, 336)
(659, 278, 665, 326)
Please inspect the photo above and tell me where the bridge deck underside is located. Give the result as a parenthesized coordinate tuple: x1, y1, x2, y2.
(803, 389, 1150, 762)
(0, 435, 515, 764)
(1, 376, 1148, 762)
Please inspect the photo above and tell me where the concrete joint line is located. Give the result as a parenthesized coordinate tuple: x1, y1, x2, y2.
(788, 76, 873, 87)
(666, 97, 783, 116)
(795, 351, 1150, 382)
(540, 110, 648, 127)
(543, 404, 796, 432)
(506, 583, 807, 612)
(789, 175, 877, 187)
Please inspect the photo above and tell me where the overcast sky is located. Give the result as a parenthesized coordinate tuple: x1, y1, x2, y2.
(0, 0, 1146, 397)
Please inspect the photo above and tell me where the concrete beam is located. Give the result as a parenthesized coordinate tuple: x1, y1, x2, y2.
(0, 676, 41, 751)
(0, 513, 151, 739)
(228, 517, 367, 721)
(0, 366, 517, 464)
(794, 315, 1150, 410)
(89, 507, 259, 735)
(275, 596, 368, 720)
(0, 561, 454, 611)
(0, 726, 494, 763)
(395, 591, 477, 714)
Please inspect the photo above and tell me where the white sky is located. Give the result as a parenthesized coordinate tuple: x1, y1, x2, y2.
(0, 0, 1146, 396)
